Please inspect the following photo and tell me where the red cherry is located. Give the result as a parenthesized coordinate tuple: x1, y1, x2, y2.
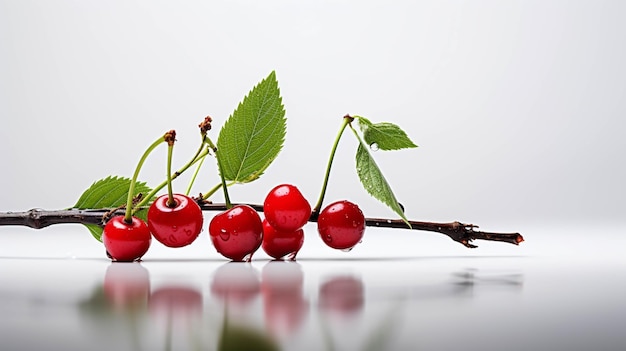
(209, 205, 263, 261)
(102, 215, 152, 262)
(147, 193, 204, 248)
(261, 219, 304, 260)
(317, 200, 365, 250)
(263, 184, 311, 232)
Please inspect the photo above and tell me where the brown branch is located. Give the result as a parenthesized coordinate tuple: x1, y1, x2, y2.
(0, 204, 524, 248)
(363, 218, 523, 248)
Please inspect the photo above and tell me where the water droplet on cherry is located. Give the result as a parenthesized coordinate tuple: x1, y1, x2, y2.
(219, 229, 230, 241)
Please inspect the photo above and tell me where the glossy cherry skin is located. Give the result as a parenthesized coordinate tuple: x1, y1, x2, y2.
(317, 200, 366, 250)
(209, 205, 263, 261)
(103, 215, 152, 262)
(263, 184, 311, 232)
(261, 219, 304, 260)
(147, 193, 204, 248)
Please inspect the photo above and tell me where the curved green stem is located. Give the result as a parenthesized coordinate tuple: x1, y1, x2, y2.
(124, 136, 166, 222)
(185, 153, 207, 196)
(182, 135, 211, 196)
(165, 143, 175, 207)
(348, 122, 367, 148)
(134, 146, 210, 209)
(202, 180, 236, 201)
(205, 137, 232, 208)
(312, 115, 353, 216)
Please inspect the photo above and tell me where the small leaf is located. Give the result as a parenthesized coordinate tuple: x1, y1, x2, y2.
(217, 71, 286, 183)
(73, 176, 153, 241)
(356, 143, 409, 224)
(356, 115, 417, 151)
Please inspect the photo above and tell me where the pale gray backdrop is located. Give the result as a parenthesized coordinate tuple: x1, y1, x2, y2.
(1, 0, 624, 232)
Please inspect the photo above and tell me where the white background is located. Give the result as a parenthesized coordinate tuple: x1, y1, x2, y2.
(1, 3, 626, 350)
(1, 0, 624, 246)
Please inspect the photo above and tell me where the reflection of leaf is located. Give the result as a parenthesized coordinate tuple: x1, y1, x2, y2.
(356, 143, 408, 224)
(218, 315, 280, 351)
(78, 285, 112, 317)
(356, 115, 417, 151)
(363, 298, 406, 351)
(73, 176, 153, 241)
(217, 71, 286, 183)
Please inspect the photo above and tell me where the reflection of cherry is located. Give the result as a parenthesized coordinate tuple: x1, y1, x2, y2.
(103, 262, 150, 310)
(318, 276, 364, 317)
(149, 286, 203, 318)
(210, 262, 261, 307)
(261, 261, 309, 337)
(149, 285, 203, 350)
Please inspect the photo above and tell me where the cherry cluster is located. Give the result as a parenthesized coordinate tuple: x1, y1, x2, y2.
(103, 184, 365, 262)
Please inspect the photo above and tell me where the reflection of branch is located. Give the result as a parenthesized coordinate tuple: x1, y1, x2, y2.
(0, 204, 524, 249)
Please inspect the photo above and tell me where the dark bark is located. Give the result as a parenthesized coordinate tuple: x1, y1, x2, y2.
(0, 204, 524, 248)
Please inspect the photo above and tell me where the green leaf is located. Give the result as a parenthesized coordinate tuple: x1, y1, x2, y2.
(356, 143, 409, 225)
(73, 176, 153, 241)
(356, 115, 417, 151)
(217, 71, 286, 183)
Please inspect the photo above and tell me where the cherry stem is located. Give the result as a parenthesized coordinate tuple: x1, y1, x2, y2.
(185, 118, 215, 196)
(165, 131, 177, 207)
(124, 134, 168, 222)
(185, 153, 206, 196)
(134, 140, 210, 210)
(202, 180, 235, 201)
(204, 137, 232, 209)
(312, 115, 353, 218)
(0, 206, 524, 248)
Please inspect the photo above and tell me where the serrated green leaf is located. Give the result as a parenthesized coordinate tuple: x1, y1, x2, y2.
(356, 143, 409, 224)
(217, 71, 286, 183)
(73, 176, 153, 241)
(356, 115, 417, 151)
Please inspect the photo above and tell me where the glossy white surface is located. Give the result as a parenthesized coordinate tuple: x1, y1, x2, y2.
(1, 223, 624, 351)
